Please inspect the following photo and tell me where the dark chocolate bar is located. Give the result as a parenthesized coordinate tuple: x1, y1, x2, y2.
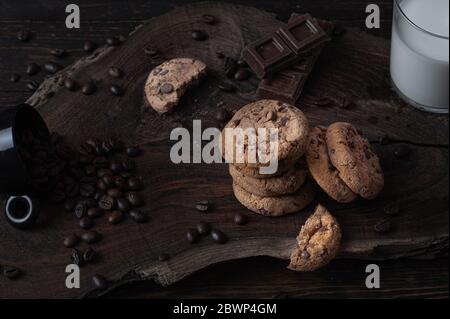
(242, 13, 329, 79)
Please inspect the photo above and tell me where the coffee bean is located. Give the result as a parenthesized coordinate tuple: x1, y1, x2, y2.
(394, 145, 411, 159)
(44, 62, 62, 74)
(158, 253, 170, 262)
(27, 80, 39, 91)
(110, 85, 123, 96)
(17, 30, 30, 42)
(108, 210, 124, 224)
(81, 230, 100, 244)
(87, 207, 103, 218)
(97, 168, 113, 178)
(71, 249, 83, 266)
(74, 203, 87, 219)
(50, 48, 66, 57)
(92, 274, 108, 290)
(10, 74, 20, 83)
(107, 188, 123, 198)
(126, 191, 143, 207)
(127, 177, 143, 190)
(64, 234, 80, 248)
(116, 197, 131, 212)
(80, 183, 96, 198)
(114, 176, 128, 191)
(129, 209, 147, 223)
(215, 109, 229, 122)
(64, 198, 77, 212)
(126, 146, 141, 157)
(83, 247, 97, 263)
(83, 40, 97, 52)
(218, 82, 235, 92)
(26, 62, 40, 75)
(234, 213, 248, 225)
(85, 165, 97, 177)
(98, 195, 116, 211)
(79, 217, 93, 230)
(82, 82, 97, 95)
(201, 14, 217, 25)
(211, 230, 227, 244)
(93, 156, 108, 168)
(191, 30, 208, 41)
(108, 67, 122, 78)
(196, 222, 211, 236)
(122, 159, 135, 171)
(384, 203, 400, 216)
(3, 266, 22, 279)
(103, 174, 115, 188)
(109, 159, 124, 174)
(106, 37, 120, 46)
(81, 198, 98, 208)
(374, 219, 391, 233)
(64, 78, 79, 91)
(94, 190, 106, 201)
(195, 200, 209, 212)
(160, 83, 174, 94)
(234, 68, 251, 81)
(186, 229, 200, 243)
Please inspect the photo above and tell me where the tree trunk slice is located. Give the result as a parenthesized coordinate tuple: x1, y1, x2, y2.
(0, 2, 447, 298)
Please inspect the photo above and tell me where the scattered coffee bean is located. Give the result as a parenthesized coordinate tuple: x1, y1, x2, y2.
(74, 203, 87, 219)
(9, 74, 20, 83)
(191, 30, 208, 41)
(27, 80, 39, 91)
(394, 145, 411, 159)
(3, 266, 22, 279)
(108, 67, 122, 78)
(186, 229, 200, 243)
(126, 191, 143, 207)
(114, 175, 128, 191)
(201, 14, 217, 25)
(64, 78, 79, 91)
(26, 62, 40, 75)
(83, 247, 97, 263)
(44, 62, 62, 74)
(70, 248, 83, 266)
(211, 230, 227, 244)
(122, 159, 135, 171)
(234, 68, 251, 81)
(81, 230, 100, 244)
(110, 84, 123, 96)
(158, 253, 170, 262)
(50, 48, 66, 57)
(109, 159, 124, 174)
(92, 274, 108, 290)
(384, 203, 400, 216)
(130, 209, 147, 223)
(81, 198, 98, 208)
(107, 188, 123, 198)
(195, 200, 210, 212)
(234, 213, 248, 225)
(127, 177, 143, 191)
(374, 219, 391, 233)
(17, 30, 30, 42)
(82, 82, 97, 95)
(108, 210, 124, 224)
(80, 183, 96, 198)
(196, 222, 211, 236)
(87, 207, 103, 218)
(79, 217, 93, 229)
(218, 82, 235, 92)
(64, 234, 80, 248)
(83, 40, 97, 52)
(106, 37, 120, 46)
(126, 146, 141, 157)
(97, 168, 113, 178)
(98, 195, 116, 211)
(116, 197, 131, 212)
(103, 174, 115, 188)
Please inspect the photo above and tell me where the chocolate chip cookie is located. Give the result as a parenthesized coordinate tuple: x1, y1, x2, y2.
(230, 161, 307, 197)
(289, 204, 341, 271)
(144, 58, 207, 113)
(222, 99, 309, 168)
(326, 122, 384, 199)
(306, 126, 357, 203)
(232, 179, 315, 217)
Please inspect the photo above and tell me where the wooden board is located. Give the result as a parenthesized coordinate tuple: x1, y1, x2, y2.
(0, 2, 448, 298)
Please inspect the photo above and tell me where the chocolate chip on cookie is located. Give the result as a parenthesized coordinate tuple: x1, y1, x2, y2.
(289, 204, 341, 271)
(306, 126, 357, 203)
(326, 122, 384, 199)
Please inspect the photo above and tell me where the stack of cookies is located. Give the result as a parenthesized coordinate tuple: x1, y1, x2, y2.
(222, 99, 315, 217)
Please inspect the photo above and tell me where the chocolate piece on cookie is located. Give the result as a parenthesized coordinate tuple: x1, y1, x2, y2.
(306, 126, 357, 203)
(230, 161, 307, 197)
(289, 204, 341, 272)
(144, 58, 207, 113)
(326, 122, 384, 199)
(232, 179, 315, 217)
(222, 99, 309, 168)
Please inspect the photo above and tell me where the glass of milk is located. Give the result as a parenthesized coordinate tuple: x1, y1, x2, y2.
(390, 0, 449, 114)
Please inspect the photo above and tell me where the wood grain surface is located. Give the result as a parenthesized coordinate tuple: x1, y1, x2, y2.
(0, 0, 448, 299)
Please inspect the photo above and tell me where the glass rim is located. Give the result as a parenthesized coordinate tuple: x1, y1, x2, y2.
(394, 0, 449, 40)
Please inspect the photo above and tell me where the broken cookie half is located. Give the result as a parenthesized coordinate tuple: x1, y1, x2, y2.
(144, 58, 207, 113)
(289, 204, 341, 271)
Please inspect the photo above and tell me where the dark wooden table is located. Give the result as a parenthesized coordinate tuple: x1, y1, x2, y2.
(0, 0, 448, 299)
